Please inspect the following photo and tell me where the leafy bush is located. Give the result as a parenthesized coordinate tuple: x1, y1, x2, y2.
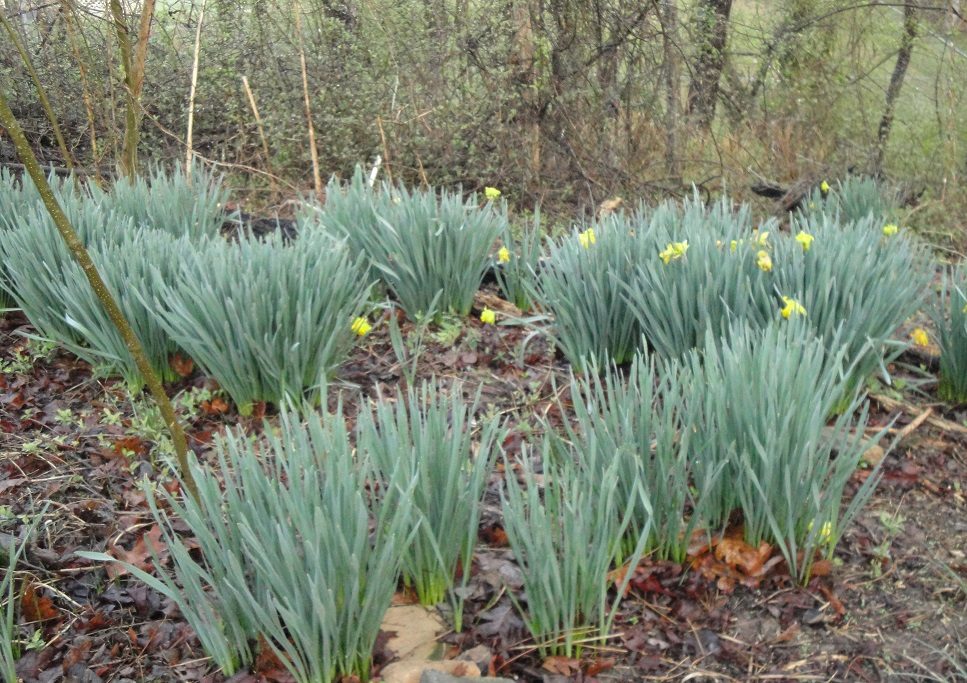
(501, 443, 648, 657)
(552, 354, 715, 563)
(773, 214, 929, 406)
(87, 164, 228, 240)
(0, 209, 185, 388)
(680, 320, 887, 582)
(80, 410, 415, 683)
(930, 266, 967, 404)
(306, 168, 506, 319)
(151, 231, 370, 414)
(358, 380, 501, 629)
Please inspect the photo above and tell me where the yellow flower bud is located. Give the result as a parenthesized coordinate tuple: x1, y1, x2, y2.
(659, 241, 688, 264)
(351, 317, 372, 336)
(497, 246, 511, 263)
(795, 231, 814, 252)
(808, 519, 833, 542)
(756, 250, 773, 272)
(479, 308, 496, 325)
(820, 180, 830, 194)
(780, 296, 806, 319)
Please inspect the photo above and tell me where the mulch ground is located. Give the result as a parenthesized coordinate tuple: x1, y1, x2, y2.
(1, 300, 965, 683)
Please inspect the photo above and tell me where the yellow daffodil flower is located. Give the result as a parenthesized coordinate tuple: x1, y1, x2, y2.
(820, 180, 830, 194)
(911, 328, 929, 347)
(780, 296, 806, 319)
(753, 230, 769, 247)
(659, 241, 689, 264)
(351, 317, 372, 336)
(484, 186, 501, 200)
(882, 223, 899, 236)
(795, 231, 814, 252)
(808, 519, 833, 543)
(756, 250, 773, 272)
(479, 308, 496, 324)
(497, 246, 511, 263)
(730, 239, 740, 253)
(578, 228, 597, 248)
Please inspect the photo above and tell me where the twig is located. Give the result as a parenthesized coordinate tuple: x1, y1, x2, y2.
(376, 115, 393, 184)
(241, 75, 276, 190)
(872, 393, 967, 436)
(293, 1, 322, 201)
(184, 1, 206, 178)
(893, 407, 933, 442)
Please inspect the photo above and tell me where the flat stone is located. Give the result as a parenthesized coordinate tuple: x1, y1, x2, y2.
(455, 644, 493, 673)
(381, 605, 447, 662)
(420, 670, 516, 683)
(379, 659, 480, 683)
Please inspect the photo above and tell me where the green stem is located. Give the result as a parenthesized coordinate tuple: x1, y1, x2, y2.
(0, 91, 198, 501)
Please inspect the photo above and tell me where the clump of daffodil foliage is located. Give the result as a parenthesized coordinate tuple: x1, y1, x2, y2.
(930, 265, 967, 404)
(679, 320, 888, 582)
(501, 439, 649, 658)
(536, 191, 927, 410)
(300, 167, 506, 320)
(81, 408, 417, 683)
(0, 166, 230, 385)
(796, 175, 900, 227)
(773, 213, 929, 409)
(86, 163, 229, 240)
(358, 380, 502, 630)
(530, 207, 651, 370)
(151, 230, 371, 414)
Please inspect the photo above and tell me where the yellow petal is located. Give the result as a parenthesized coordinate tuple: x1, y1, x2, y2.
(795, 231, 814, 252)
(882, 223, 899, 236)
(480, 308, 496, 325)
(351, 317, 372, 336)
(484, 186, 501, 200)
(756, 250, 773, 272)
(911, 328, 929, 347)
(497, 246, 511, 263)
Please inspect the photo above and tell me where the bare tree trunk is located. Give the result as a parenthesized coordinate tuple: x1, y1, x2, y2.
(687, 0, 733, 129)
(873, 3, 918, 175)
(110, 0, 156, 180)
(509, 0, 541, 187)
(659, 0, 681, 183)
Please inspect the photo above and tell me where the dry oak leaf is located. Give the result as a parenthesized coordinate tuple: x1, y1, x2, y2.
(542, 656, 582, 676)
(107, 525, 168, 579)
(21, 580, 59, 622)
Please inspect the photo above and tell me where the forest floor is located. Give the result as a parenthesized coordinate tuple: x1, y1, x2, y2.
(1, 293, 966, 683)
